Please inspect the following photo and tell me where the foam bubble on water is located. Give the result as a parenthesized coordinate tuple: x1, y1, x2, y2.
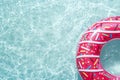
(108, 63, 120, 75)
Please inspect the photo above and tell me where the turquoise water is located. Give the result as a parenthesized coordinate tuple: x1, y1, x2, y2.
(100, 39, 120, 76)
(0, 0, 120, 80)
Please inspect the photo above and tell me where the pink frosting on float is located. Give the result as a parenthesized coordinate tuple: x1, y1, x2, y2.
(76, 16, 120, 80)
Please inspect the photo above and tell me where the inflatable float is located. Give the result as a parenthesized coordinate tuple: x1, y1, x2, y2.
(76, 16, 120, 80)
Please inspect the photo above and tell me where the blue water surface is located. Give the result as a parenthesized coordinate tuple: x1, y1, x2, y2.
(0, 0, 120, 80)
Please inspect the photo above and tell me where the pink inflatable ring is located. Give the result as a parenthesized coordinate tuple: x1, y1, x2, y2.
(76, 16, 120, 80)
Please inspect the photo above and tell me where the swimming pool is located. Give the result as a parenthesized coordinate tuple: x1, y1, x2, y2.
(0, 0, 120, 80)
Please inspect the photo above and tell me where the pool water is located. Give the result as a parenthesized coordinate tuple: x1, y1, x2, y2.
(100, 39, 120, 76)
(0, 0, 120, 80)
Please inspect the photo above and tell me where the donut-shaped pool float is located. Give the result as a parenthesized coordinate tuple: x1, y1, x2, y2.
(76, 16, 120, 80)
